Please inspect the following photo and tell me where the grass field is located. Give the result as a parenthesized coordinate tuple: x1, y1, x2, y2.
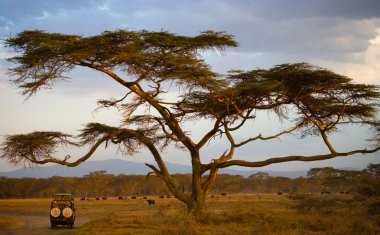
(0, 194, 379, 235)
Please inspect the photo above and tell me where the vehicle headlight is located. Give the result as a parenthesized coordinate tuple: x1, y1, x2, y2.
(50, 207, 61, 217)
(62, 207, 73, 218)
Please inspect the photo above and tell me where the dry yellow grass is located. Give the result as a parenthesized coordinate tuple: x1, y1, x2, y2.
(0, 194, 379, 235)
(0, 215, 25, 230)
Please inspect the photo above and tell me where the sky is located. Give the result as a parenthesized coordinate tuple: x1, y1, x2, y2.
(0, 0, 379, 173)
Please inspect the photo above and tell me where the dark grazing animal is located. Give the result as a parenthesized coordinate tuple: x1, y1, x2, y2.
(147, 199, 155, 205)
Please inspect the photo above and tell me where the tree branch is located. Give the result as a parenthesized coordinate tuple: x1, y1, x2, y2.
(229, 121, 305, 148)
(216, 147, 380, 169)
(320, 131, 338, 154)
(18, 136, 108, 167)
(78, 62, 132, 87)
(325, 103, 346, 132)
(196, 115, 225, 149)
(227, 109, 255, 131)
(201, 165, 219, 193)
(96, 91, 132, 110)
(145, 163, 162, 176)
(153, 117, 181, 142)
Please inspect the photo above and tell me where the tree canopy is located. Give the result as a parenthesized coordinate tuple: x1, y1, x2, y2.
(1, 29, 380, 215)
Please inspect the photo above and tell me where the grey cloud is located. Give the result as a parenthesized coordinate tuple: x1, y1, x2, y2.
(105, 0, 380, 26)
(24, 8, 122, 35)
(102, 0, 380, 60)
(0, 0, 106, 24)
(0, 15, 12, 29)
(214, 0, 380, 20)
(235, 17, 379, 55)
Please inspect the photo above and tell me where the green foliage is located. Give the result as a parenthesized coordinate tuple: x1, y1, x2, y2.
(355, 178, 380, 198)
(79, 123, 120, 144)
(183, 63, 379, 119)
(2, 163, 379, 199)
(6, 30, 237, 97)
(365, 163, 380, 177)
(354, 167, 380, 199)
(1, 132, 76, 166)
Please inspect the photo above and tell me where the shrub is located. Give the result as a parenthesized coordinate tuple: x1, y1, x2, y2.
(293, 195, 351, 215)
(363, 198, 380, 215)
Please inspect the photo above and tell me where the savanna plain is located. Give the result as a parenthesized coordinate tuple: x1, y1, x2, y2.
(1, 193, 379, 235)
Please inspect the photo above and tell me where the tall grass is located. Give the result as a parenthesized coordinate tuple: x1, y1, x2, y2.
(1, 194, 379, 234)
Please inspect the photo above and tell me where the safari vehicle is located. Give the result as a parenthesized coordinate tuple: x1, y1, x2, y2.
(50, 193, 75, 228)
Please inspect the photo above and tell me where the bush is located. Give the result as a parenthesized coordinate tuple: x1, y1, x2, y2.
(354, 177, 380, 199)
(293, 195, 351, 215)
(363, 198, 380, 215)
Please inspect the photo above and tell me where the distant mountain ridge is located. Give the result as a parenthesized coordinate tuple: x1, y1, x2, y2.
(0, 159, 307, 178)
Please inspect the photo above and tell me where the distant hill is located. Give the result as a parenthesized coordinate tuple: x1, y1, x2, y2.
(0, 159, 307, 178)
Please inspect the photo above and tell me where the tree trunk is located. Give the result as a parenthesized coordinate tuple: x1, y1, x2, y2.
(186, 191, 206, 216)
(188, 150, 207, 216)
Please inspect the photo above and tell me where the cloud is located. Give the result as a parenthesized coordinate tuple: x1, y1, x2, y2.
(227, 17, 380, 64)
(105, 0, 380, 22)
(0, 64, 8, 93)
(0, 0, 112, 35)
(231, 0, 380, 20)
(314, 28, 380, 85)
(0, 15, 13, 30)
(0, 82, 6, 93)
(101, 1, 380, 63)
(341, 29, 380, 84)
(0, 0, 107, 21)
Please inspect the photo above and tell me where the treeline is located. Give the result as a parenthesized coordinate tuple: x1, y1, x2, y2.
(1, 164, 379, 199)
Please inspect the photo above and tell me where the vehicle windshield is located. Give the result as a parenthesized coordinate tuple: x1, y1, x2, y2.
(53, 194, 71, 200)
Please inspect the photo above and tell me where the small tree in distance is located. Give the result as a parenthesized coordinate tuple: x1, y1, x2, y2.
(1, 29, 380, 215)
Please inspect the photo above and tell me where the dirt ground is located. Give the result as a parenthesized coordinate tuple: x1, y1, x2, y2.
(0, 213, 89, 235)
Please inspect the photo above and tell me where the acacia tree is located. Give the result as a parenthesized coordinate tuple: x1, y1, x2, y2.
(1, 30, 380, 215)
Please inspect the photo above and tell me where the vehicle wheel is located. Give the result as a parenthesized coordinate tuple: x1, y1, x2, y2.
(69, 222, 74, 229)
(51, 223, 55, 229)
